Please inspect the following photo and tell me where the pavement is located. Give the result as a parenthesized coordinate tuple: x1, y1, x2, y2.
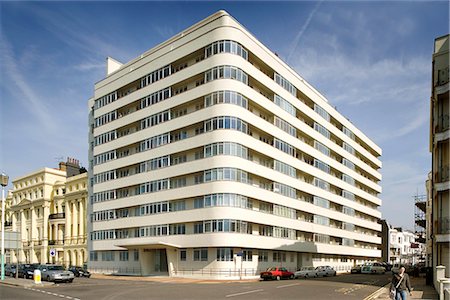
(0, 273, 257, 287)
(0, 276, 53, 288)
(365, 276, 438, 300)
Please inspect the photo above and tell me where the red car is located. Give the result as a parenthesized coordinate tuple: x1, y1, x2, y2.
(260, 267, 294, 280)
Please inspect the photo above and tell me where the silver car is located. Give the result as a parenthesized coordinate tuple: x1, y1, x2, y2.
(38, 265, 74, 283)
(294, 266, 318, 278)
(315, 266, 337, 277)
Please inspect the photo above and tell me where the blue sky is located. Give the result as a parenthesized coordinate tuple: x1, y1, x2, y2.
(0, 1, 448, 230)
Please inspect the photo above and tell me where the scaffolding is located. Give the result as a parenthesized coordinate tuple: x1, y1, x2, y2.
(414, 194, 427, 244)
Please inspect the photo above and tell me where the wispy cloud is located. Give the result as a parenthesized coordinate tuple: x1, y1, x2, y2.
(153, 25, 176, 39)
(74, 61, 105, 71)
(287, 1, 322, 64)
(0, 34, 55, 131)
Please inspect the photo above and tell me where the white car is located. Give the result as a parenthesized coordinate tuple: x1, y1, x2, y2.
(315, 266, 336, 277)
(294, 266, 318, 278)
(361, 262, 386, 274)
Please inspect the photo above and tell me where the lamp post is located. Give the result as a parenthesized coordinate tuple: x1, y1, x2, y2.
(1, 173, 9, 281)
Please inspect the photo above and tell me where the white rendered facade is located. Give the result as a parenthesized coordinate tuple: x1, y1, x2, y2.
(88, 11, 383, 278)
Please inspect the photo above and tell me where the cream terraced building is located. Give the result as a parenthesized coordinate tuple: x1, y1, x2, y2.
(8, 161, 88, 268)
(88, 10, 382, 278)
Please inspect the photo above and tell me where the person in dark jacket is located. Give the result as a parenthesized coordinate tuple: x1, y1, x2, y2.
(391, 266, 412, 300)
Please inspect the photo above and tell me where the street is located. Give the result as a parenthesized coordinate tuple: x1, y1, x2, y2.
(0, 273, 391, 300)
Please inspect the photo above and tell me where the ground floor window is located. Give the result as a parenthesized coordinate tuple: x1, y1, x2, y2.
(217, 248, 233, 261)
(194, 248, 208, 261)
(90, 251, 98, 261)
(133, 250, 139, 261)
(180, 249, 187, 261)
(101, 251, 115, 261)
(119, 251, 128, 261)
(273, 251, 286, 262)
(242, 250, 252, 261)
(258, 251, 268, 262)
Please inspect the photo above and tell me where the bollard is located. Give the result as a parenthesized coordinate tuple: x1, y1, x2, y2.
(34, 269, 41, 284)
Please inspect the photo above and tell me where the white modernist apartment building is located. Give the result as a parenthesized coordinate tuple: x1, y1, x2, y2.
(88, 11, 382, 278)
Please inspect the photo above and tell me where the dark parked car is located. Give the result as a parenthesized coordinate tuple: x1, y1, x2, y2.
(5, 264, 17, 277)
(18, 264, 40, 279)
(68, 266, 91, 278)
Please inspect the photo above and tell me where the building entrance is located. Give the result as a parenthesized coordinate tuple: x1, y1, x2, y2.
(155, 249, 168, 272)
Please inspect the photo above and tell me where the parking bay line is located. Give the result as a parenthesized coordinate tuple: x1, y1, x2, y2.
(276, 283, 301, 289)
(225, 289, 264, 297)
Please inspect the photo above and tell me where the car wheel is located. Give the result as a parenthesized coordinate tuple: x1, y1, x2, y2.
(69, 279, 73, 283)
(305, 274, 309, 278)
(47, 276, 50, 282)
(289, 274, 294, 280)
(276, 275, 281, 281)
(23, 274, 27, 279)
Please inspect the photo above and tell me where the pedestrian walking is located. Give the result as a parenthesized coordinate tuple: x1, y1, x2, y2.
(390, 266, 412, 300)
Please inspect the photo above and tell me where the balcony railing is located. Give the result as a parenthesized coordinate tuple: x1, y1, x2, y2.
(49, 213, 65, 220)
(48, 240, 64, 246)
(22, 241, 31, 247)
(437, 217, 450, 234)
(4, 221, 12, 227)
(33, 240, 42, 246)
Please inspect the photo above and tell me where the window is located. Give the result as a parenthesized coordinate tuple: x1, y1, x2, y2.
(274, 95, 296, 116)
(180, 249, 187, 261)
(314, 178, 330, 191)
(119, 251, 129, 261)
(313, 196, 330, 209)
(342, 206, 355, 216)
(314, 141, 330, 157)
(274, 117, 296, 137)
(342, 158, 355, 170)
(274, 160, 296, 178)
(205, 40, 248, 60)
(140, 65, 171, 88)
(217, 248, 233, 261)
(204, 66, 248, 85)
(101, 251, 115, 261)
(314, 234, 330, 244)
(274, 73, 296, 96)
(314, 104, 330, 122)
(204, 91, 248, 109)
(314, 159, 330, 174)
(342, 174, 355, 185)
(272, 251, 286, 262)
(343, 142, 355, 155)
(342, 190, 355, 201)
(343, 126, 355, 140)
(274, 139, 295, 156)
(258, 251, 268, 262)
(133, 250, 139, 261)
(313, 215, 330, 226)
(242, 250, 252, 261)
(90, 251, 98, 261)
(314, 122, 330, 139)
(140, 87, 171, 109)
(194, 248, 208, 261)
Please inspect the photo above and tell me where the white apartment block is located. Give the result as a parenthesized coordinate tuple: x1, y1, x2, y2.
(88, 11, 382, 278)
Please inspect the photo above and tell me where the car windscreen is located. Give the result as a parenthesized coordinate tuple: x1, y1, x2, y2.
(48, 266, 65, 271)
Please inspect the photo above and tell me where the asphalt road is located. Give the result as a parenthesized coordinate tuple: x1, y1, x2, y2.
(0, 273, 392, 300)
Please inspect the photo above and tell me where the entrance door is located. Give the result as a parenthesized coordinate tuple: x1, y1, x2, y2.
(154, 249, 168, 272)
